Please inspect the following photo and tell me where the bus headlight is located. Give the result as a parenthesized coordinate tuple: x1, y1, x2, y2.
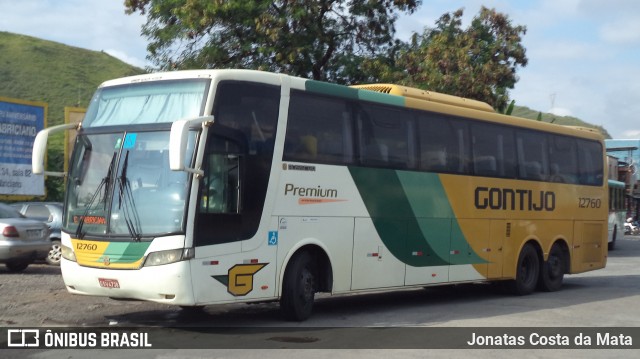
(61, 244, 77, 262)
(144, 248, 194, 267)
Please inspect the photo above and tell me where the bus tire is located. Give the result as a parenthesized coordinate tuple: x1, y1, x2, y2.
(538, 243, 565, 292)
(280, 251, 316, 321)
(508, 243, 540, 296)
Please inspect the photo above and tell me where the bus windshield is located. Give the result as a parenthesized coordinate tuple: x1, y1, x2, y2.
(82, 79, 209, 127)
(65, 130, 196, 238)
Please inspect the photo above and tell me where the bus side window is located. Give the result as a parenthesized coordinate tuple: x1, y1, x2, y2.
(516, 130, 549, 181)
(357, 103, 414, 169)
(548, 135, 578, 183)
(471, 122, 516, 178)
(418, 114, 469, 174)
(577, 140, 604, 186)
(213, 81, 280, 156)
(284, 91, 354, 165)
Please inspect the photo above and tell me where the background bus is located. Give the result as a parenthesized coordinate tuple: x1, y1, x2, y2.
(32, 70, 608, 321)
(608, 179, 626, 249)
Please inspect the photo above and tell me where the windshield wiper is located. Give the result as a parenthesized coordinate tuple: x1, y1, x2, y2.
(75, 152, 117, 239)
(116, 150, 142, 242)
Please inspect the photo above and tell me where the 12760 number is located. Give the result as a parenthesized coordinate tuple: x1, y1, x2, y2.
(76, 243, 98, 251)
(578, 197, 601, 208)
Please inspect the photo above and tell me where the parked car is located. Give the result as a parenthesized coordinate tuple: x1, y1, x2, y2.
(0, 203, 51, 272)
(10, 202, 63, 265)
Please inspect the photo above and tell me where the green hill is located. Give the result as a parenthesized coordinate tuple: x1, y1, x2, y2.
(0, 31, 145, 200)
(511, 105, 611, 138)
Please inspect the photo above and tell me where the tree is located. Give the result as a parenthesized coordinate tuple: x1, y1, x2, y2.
(124, 0, 420, 83)
(372, 7, 528, 112)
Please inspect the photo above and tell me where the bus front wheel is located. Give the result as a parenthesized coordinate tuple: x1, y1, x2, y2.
(538, 243, 565, 292)
(280, 251, 316, 321)
(508, 243, 540, 295)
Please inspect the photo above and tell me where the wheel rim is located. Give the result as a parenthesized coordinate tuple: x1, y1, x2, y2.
(48, 243, 62, 263)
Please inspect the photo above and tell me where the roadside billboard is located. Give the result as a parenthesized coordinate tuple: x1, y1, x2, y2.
(0, 97, 46, 200)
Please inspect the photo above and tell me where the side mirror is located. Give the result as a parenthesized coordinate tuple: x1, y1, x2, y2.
(169, 115, 214, 176)
(32, 123, 80, 176)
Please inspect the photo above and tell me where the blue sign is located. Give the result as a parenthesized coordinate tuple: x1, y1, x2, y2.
(0, 100, 44, 165)
(0, 98, 46, 197)
(268, 231, 278, 246)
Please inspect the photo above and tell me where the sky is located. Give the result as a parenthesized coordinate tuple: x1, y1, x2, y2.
(0, 0, 638, 139)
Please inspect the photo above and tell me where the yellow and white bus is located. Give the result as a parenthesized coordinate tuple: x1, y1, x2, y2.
(32, 70, 607, 321)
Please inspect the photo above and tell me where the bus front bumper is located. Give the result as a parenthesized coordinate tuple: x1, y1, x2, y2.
(60, 258, 196, 305)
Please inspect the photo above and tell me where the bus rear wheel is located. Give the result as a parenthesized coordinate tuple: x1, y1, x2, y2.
(280, 251, 316, 321)
(508, 243, 540, 295)
(538, 243, 565, 292)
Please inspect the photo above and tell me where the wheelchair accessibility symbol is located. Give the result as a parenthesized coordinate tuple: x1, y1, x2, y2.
(268, 231, 278, 246)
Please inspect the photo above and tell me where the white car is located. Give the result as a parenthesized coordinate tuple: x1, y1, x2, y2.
(0, 203, 51, 272)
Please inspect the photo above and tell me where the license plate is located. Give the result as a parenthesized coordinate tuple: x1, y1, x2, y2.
(98, 278, 120, 288)
(26, 229, 41, 239)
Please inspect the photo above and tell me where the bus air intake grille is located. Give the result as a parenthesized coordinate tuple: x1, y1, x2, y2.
(356, 85, 393, 94)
